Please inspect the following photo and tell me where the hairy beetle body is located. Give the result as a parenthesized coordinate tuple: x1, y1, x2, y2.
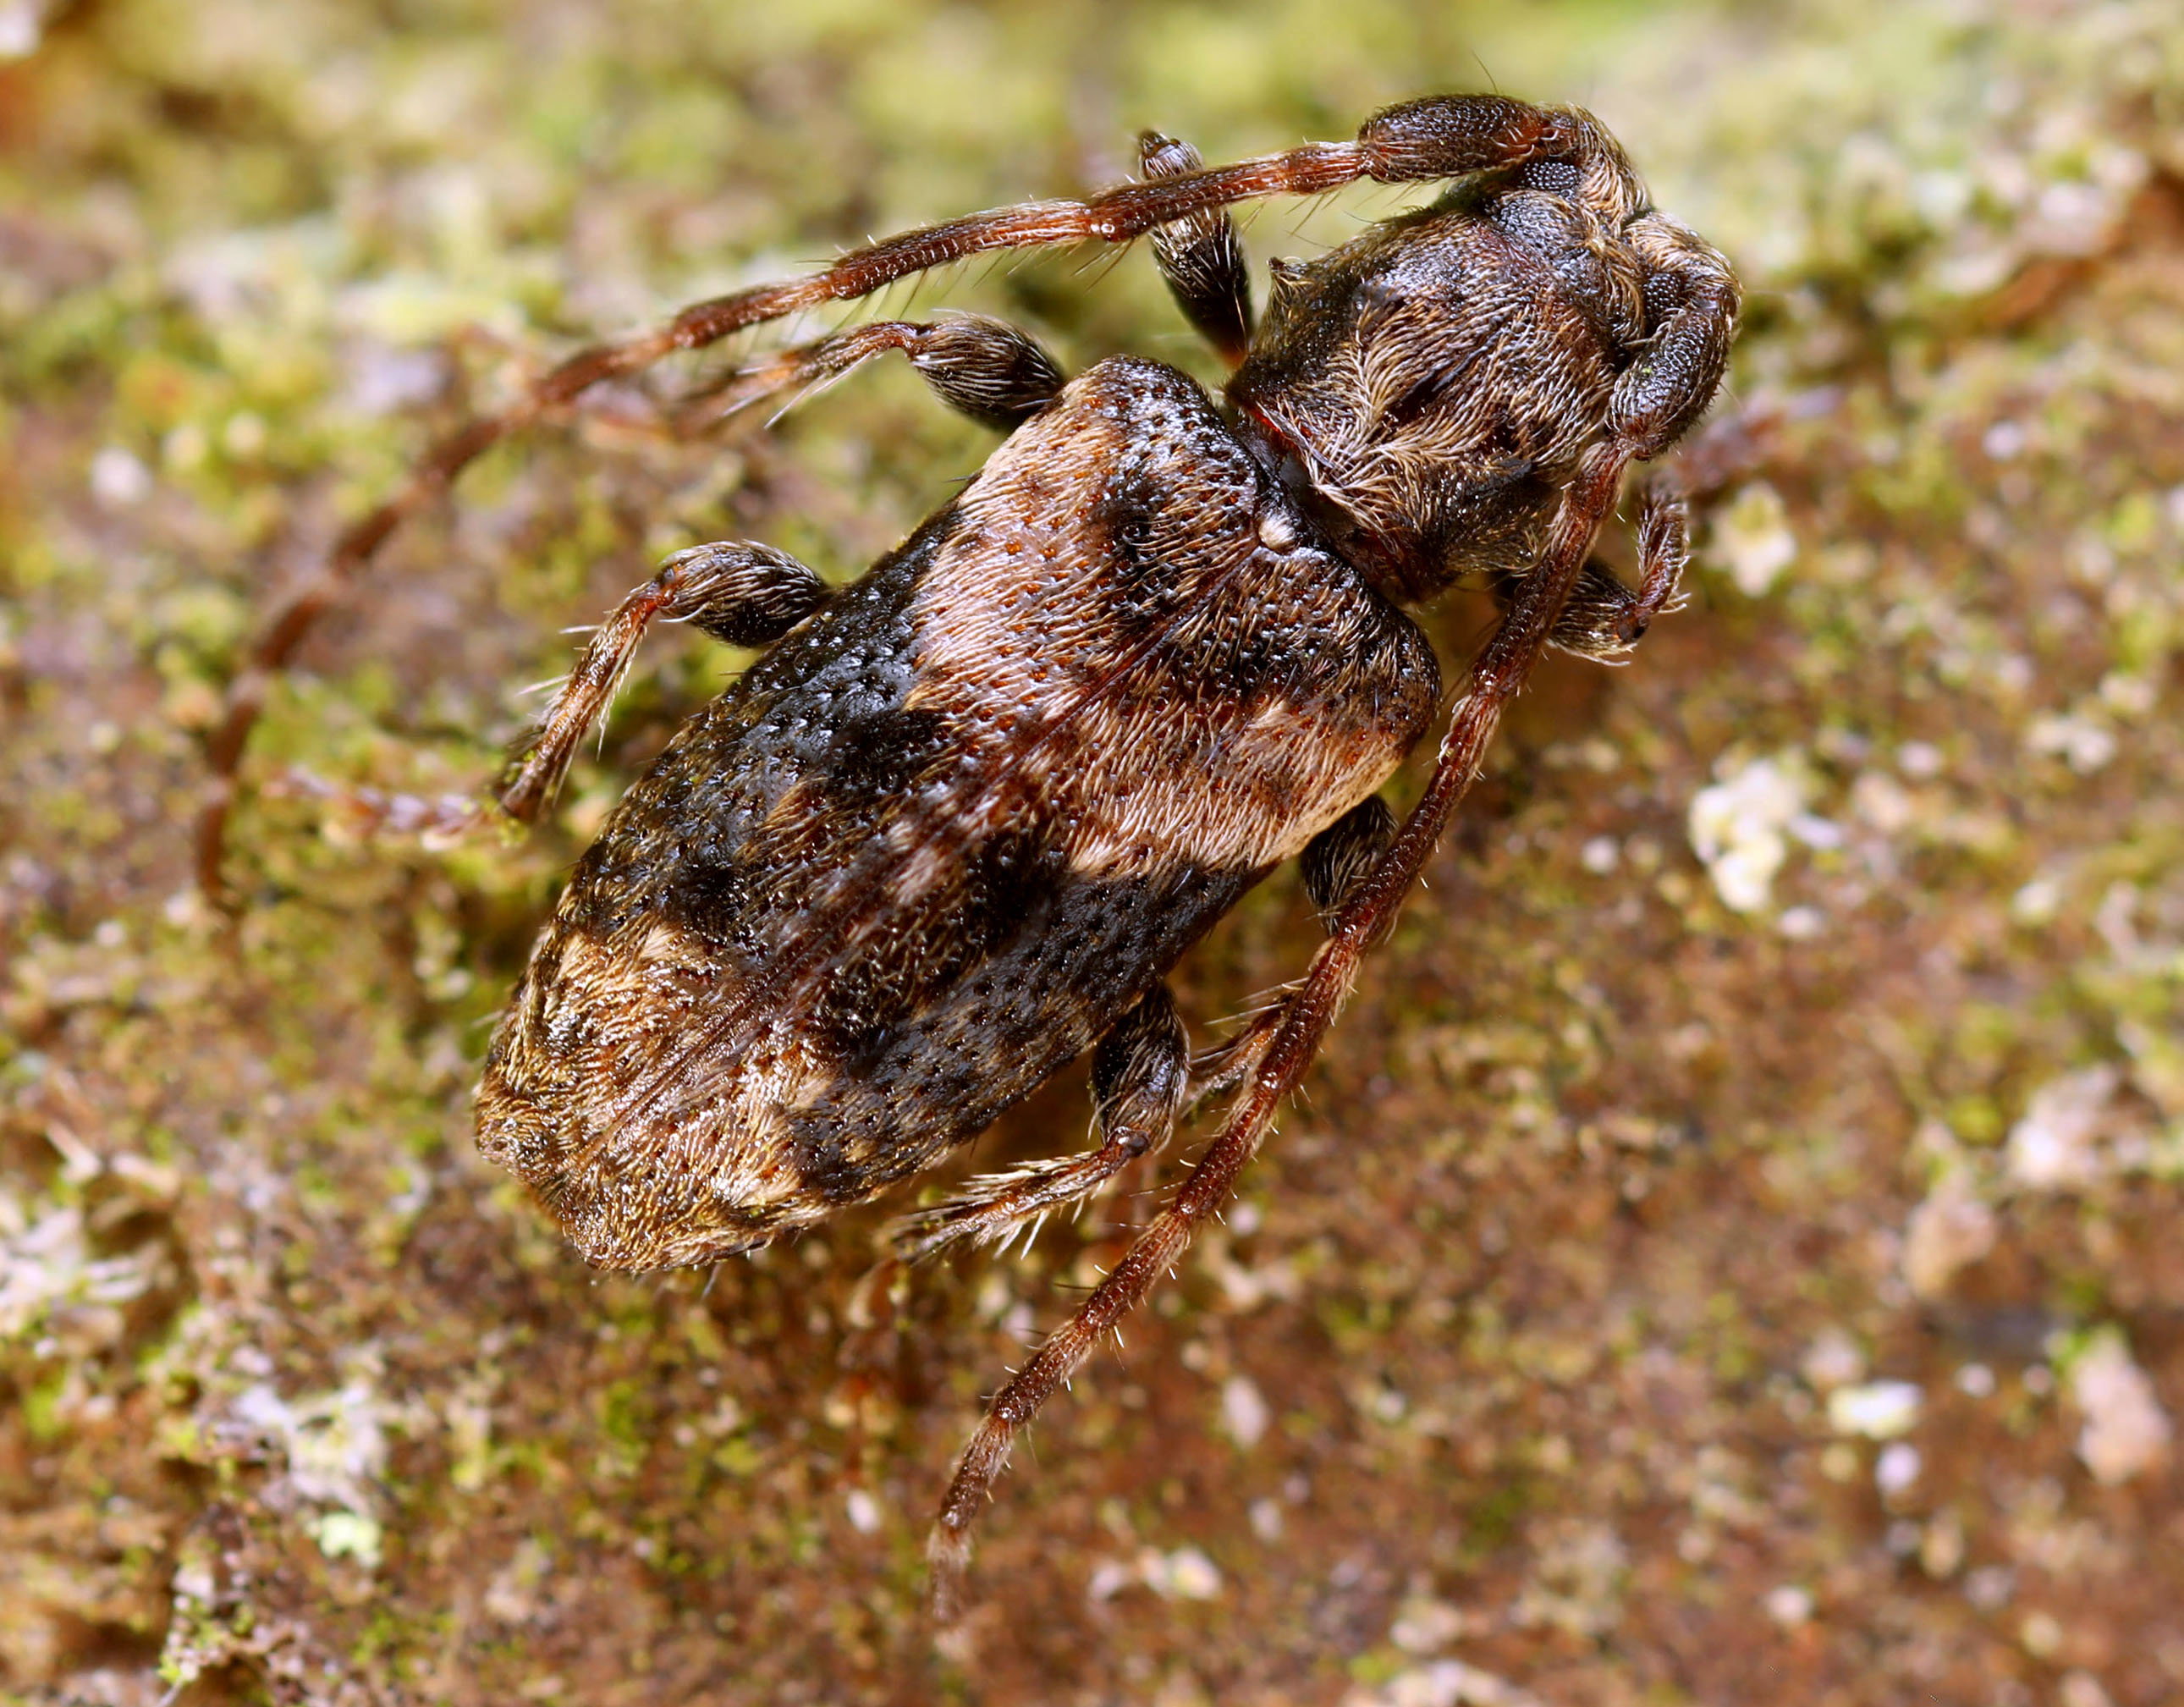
(477, 357, 1437, 1269)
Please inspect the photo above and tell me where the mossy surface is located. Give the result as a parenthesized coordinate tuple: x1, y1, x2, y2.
(3, 3, 2182, 1703)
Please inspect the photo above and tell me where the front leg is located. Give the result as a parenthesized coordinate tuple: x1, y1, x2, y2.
(1545, 475, 1690, 659)
(888, 984, 1189, 1264)
(498, 540, 828, 823)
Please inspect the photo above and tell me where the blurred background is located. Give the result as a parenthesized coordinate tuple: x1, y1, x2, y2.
(3, 1, 2181, 1702)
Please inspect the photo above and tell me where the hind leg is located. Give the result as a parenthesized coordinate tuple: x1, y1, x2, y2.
(1186, 793, 1398, 1110)
(888, 984, 1188, 1264)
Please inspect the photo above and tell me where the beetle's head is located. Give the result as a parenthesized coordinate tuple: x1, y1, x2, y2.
(1227, 195, 1630, 603)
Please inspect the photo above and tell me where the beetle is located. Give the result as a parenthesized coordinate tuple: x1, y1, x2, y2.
(199, 94, 1738, 1614)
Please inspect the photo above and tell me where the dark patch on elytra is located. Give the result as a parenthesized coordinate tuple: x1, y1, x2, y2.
(787, 856, 1257, 1206)
(807, 823, 1067, 1080)
(575, 511, 965, 951)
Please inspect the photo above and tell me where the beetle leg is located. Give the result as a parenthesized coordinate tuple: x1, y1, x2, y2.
(1543, 473, 1692, 659)
(1183, 795, 1397, 1110)
(888, 983, 1187, 1264)
(929, 440, 1641, 1621)
(682, 314, 1064, 435)
(270, 539, 832, 845)
(1546, 560, 1655, 660)
(1182, 991, 1293, 1118)
(1301, 794, 1401, 930)
(496, 541, 828, 825)
(1137, 133, 1254, 366)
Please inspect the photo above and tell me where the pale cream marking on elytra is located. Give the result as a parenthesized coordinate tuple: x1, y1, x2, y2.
(501, 917, 859, 1258)
(889, 840, 954, 903)
(1062, 729, 1407, 880)
(536, 929, 684, 1025)
(905, 396, 1174, 730)
(559, 1017, 841, 1268)
(636, 917, 704, 965)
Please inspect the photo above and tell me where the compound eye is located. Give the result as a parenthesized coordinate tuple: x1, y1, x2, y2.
(1516, 157, 1582, 198)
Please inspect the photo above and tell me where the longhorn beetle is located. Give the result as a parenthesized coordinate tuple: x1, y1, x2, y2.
(198, 95, 1739, 1616)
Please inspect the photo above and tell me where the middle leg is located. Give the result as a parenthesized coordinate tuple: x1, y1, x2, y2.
(1186, 793, 1398, 1110)
(1138, 132, 1255, 366)
(684, 314, 1064, 434)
